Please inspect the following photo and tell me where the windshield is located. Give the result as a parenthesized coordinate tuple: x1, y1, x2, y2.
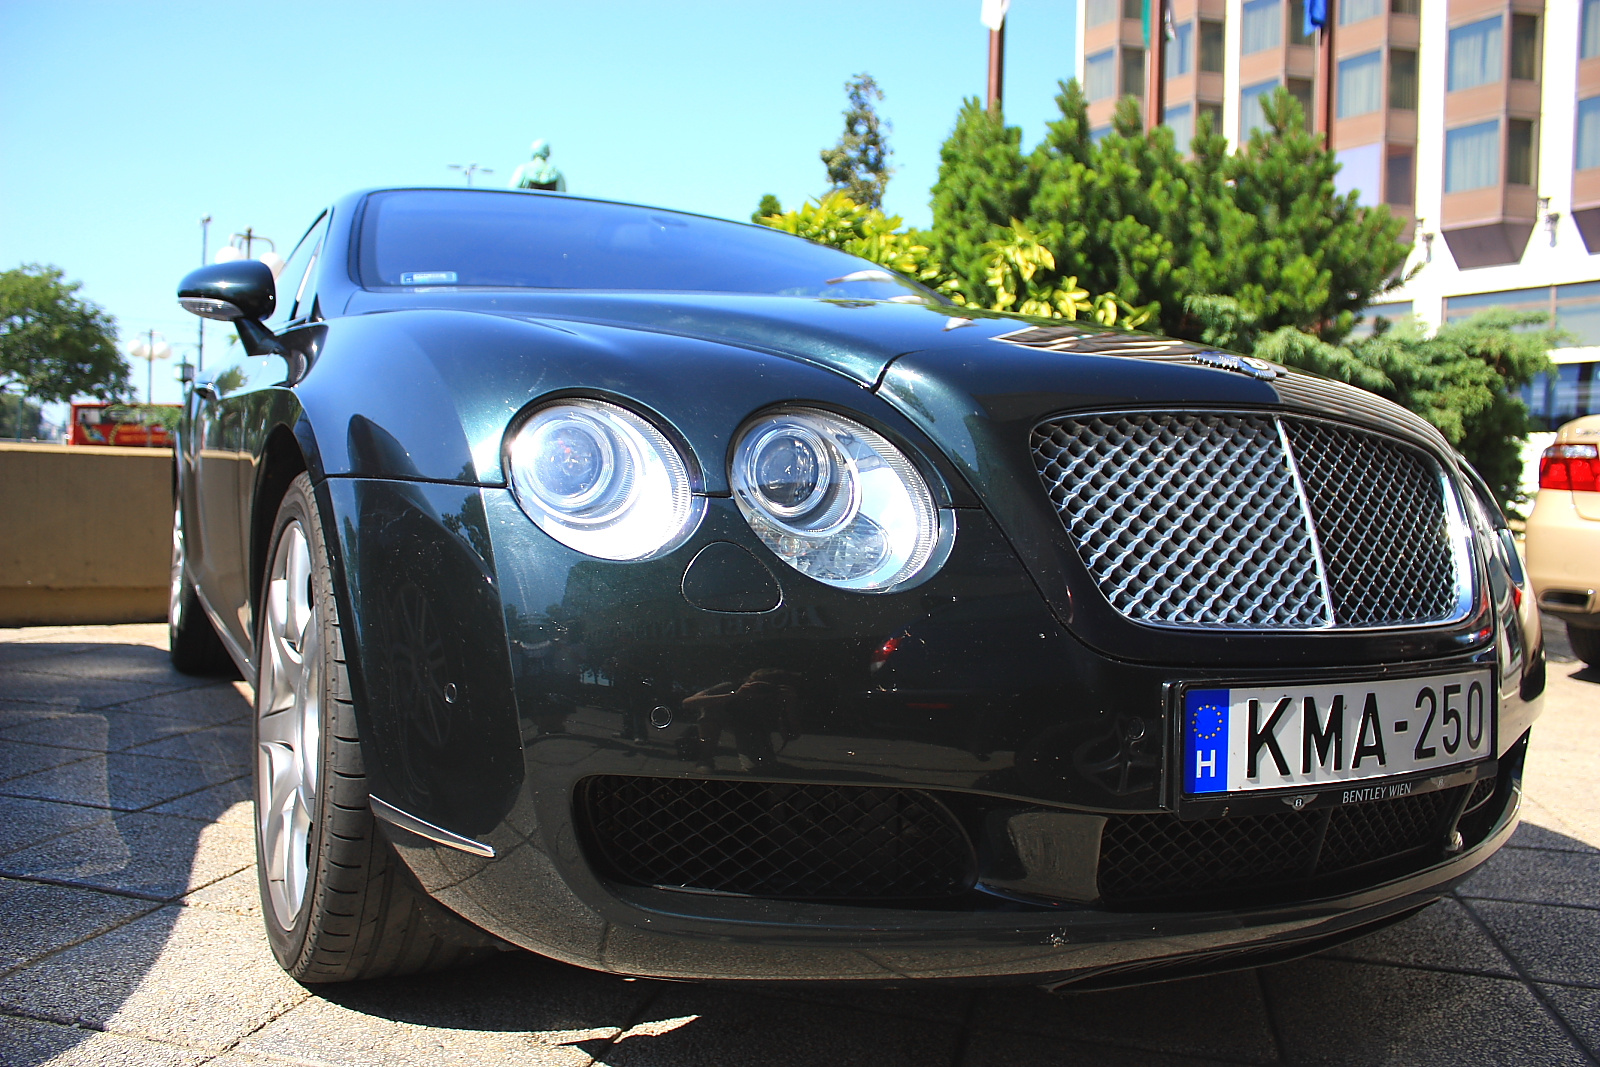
(357, 189, 936, 301)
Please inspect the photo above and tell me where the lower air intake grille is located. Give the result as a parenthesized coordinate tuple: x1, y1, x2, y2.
(1098, 787, 1463, 907)
(575, 776, 975, 900)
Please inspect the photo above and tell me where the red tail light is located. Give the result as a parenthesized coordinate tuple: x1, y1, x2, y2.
(1539, 443, 1600, 492)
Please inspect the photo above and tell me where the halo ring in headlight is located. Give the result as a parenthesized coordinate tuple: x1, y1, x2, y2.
(731, 409, 947, 592)
(508, 398, 700, 561)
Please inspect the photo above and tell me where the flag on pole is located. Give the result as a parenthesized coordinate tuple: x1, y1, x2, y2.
(980, 0, 1010, 31)
(1303, 0, 1329, 37)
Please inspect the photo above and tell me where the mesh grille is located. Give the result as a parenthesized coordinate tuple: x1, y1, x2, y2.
(1031, 412, 1465, 629)
(1282, 419, 1460, 626)
(1098, 787, 1463, 906)
(575, 776, 974, 900)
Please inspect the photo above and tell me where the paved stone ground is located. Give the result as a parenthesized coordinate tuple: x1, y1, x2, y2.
(0, 619, 1595, 1067)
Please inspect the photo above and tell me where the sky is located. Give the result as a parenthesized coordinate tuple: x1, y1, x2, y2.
(0, 0, 1079, 415)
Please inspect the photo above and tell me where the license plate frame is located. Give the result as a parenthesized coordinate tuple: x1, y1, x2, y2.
(1170, 666, 1497, 815)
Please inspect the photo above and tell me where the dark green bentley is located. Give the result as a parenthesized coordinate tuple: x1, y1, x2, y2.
(172, 187, 1543, 989)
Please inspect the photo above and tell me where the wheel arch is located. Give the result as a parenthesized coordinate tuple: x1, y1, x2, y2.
(250, 425, 310, 622)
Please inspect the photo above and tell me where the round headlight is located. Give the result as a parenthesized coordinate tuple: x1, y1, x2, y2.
(508, 398, 700, 560)
(731, 409, 947, 592)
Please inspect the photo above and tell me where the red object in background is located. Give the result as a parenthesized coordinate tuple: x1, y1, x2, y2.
(68, 402, 178, 448)
(1538, 443, 1600, 492)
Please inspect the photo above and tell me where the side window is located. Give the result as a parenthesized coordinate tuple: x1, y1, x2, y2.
(267, 212, 330, 330)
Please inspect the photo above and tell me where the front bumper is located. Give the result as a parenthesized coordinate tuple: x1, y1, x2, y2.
(323, 478, 1538, 984)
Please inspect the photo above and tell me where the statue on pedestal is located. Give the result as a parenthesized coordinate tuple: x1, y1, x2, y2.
(510, 140, 566, 191)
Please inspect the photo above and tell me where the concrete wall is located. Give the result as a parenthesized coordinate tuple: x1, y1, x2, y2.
(0, 443, 171, 626)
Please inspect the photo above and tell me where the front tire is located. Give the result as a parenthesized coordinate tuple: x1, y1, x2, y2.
(254, 473, 495, 983)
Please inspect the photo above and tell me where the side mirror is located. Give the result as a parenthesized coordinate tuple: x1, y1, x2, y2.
(177, 261, 286, 357)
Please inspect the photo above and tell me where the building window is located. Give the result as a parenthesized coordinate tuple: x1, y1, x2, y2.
(1200, 20, 1226, 71)
(1586, 0, 1600, 60)
(1557, 282, 1600, 349)
(1445, 120, 1501, 192)
(1507, 120, 1536, 186)
(1446, 286, 1550, 324)
(1087, 49, 1117, 101)
(1578, 97, 1600, 170)
(1349, 302, 1414, 339)
(1392, 0, 1419, 14)
(1091, 124, 1114, 143)
(1123, 0, 1143, 19)
(1523, 362, 1600, 431)
(1449, 17, 1504, 92)
(1289, 0, 1315, 45)
(1510, 15, 1540, 80)
(1386, 150, 1415, 206)
(1167, 21, 1194, 77)
(1288, 78, 1313, 124)
(1123, 47, 1146, 98)
(1242, 0, 1282, 55)
(1087, 0, 1117, 28)
(1165, 103, 1195, 154)
(1341, 0, 1383, 26)
(1199, 103, 1223, 136)
(1390, 49, 1418, 110)
(1241, 79, 1281, 137)
(1337, 52, 1383, 118)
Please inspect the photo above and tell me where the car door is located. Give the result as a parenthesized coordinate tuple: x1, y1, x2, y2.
(189, 211, 330, 655)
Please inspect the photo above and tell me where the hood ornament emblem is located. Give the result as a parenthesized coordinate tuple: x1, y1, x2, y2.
(1191, 350, 1281, 381)
(1283, 794, 1316, 811)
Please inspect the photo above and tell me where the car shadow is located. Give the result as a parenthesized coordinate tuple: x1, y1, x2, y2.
(4, 630, 1595, 1066)
(0, 634, 255, 1067)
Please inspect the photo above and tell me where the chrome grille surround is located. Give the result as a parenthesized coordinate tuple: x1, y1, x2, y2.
(1030, 412, 1475, 630)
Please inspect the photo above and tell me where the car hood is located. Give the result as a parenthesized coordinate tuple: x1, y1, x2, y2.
(333, 289, 1454, 488)
(343, 289, 985, 385)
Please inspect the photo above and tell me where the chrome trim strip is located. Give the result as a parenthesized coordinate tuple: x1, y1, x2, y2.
(1274, 416, 1337, 629)
(369, 795, 496, 858)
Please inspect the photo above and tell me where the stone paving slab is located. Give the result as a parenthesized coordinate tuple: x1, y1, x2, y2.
(0, 877, 158, 974)
(0, 905, 310, 1053)
(0, 622, 1596, 1067)
(0, 751, 245, 812)
(0, 810, 253, 901)
(1259, 957, 1592, 1066)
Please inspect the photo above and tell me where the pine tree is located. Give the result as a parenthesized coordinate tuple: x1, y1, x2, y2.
(820, 74, 893, 210)
(928, 99, 1035, 307)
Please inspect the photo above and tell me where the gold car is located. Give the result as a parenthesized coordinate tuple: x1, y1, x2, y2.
(1525, 413, 1600, 667)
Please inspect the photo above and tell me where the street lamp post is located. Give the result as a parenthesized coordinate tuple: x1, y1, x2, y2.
(215, 229, 285, 277)
(129, 331, 173, 404)
(198, 215, 211, 374)
(448, 162, 494, 187)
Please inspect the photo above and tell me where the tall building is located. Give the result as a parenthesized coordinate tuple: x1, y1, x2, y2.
(1075, 0, 1600, 458)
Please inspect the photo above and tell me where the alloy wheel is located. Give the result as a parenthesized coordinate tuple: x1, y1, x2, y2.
(257, 520, 323, 929)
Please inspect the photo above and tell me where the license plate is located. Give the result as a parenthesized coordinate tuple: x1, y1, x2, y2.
(1182, 670, 1494, 796)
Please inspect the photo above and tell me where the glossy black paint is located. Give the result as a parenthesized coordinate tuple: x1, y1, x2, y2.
(174, 187, 1546, 984)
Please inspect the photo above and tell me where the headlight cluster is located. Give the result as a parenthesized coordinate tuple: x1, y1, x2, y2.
(508, 400, 947, 592)
(508, 399, 700, 561)
(730, 410, 943, 592)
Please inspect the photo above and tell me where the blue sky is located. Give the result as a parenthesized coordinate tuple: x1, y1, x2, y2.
(1, 1, 1078, 410)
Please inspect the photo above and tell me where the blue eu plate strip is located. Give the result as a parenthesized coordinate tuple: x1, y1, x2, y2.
(1185, 688, 1230, 795)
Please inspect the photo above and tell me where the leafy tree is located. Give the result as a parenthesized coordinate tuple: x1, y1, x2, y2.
(927, 99, 1035, 307)
(751, 194, 783, 224)
(820, 74, 893, 210)
(0, 265, 127, 437)
(757, 192, 1152, 326)
(0, 393, 43, 439)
